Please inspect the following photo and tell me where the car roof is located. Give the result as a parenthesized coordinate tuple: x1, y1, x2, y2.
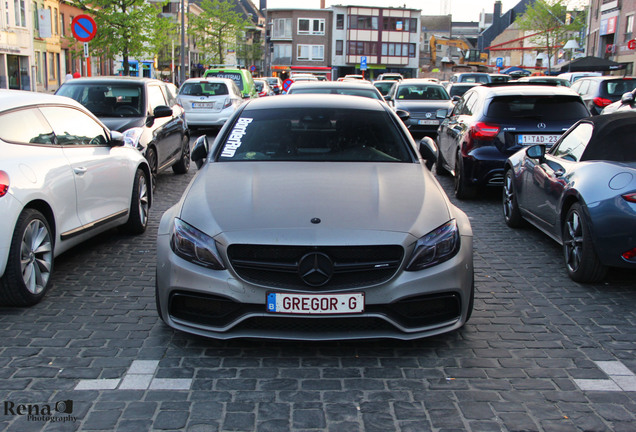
(182, 77, 235, 85)
(397, 79, 446, 87)
(61, 76, 161, 86)
(0, 89, 86, 112)
(475, 84, 580, 97)
(575, 76, 636, 81)
(290, 81, 374, 89)
(242, 93, 387, 112)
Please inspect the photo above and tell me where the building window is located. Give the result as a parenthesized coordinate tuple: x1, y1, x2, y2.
(336, 40, 343, 55)
(349, 15, 378, 30)
(48, 52, 55, 80)
(54, 8, 58, 34)
(5, 1, 10, 27)
(382, 17, 417, 32)
(626, 15, 634, 42)
(381, 43, 416, 58)
(347, 41, 377, 56)
(272, 18, 292, 39)
(32, 2, 38, 31)
(272, 44, 292, 64)
(14, 0, 26, 26)
(297, 44, 324, 61)
(298, 18, 325, 35)
(336, 14, 344, 30)
(60, 13, 65, 36)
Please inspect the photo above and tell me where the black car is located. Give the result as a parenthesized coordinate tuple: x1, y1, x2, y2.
(436, 83, 590, 199)
(570, 76, 636, 115)
(446, 82, 480, 99)
(56, 77, 190, 185)
(387, 79, 454, 137)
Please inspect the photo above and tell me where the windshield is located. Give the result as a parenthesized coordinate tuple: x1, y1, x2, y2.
(396, 85, 450, 100)
(56, 83, 144, 117)
(486, 96, 590, 120)
(601, 80, 636, 97)
(217, 107, 413, 162)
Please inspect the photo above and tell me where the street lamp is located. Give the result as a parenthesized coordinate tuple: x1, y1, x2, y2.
(563, 39, 580, 60)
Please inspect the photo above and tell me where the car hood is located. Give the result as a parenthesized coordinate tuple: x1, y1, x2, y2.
(394, 100, 453, 113)
(99, 116, 145, 132)
(179, 162, 451, 243)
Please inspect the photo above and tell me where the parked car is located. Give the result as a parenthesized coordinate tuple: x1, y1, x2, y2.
(436, 83, 590, 199)
(445, 82, 480, 99)
(177, 77, 244, 131)
(287, 81, 385, 101)
(56, 76, 190, 186)
(502, 111, 636, 282)
(342, 74, 365, 80)
(570, 76, 636, 115)
(515, 76, 571, 87)
(557, 72, 601, 84)
(489, 73, 511, 83)
(155, 94, 474, 340)
(373, 80, 398, 98)
(0, 90, 151, 306)
(376, 73, 404, 81)
(203, 66, 257, 99)
(262, 76, 283, 94)
(388, 79, 454, 137)
(601, 88, 636, 114)
(449, 72, 491, 84)
(254, 79, 275, 97)
(291, 74, 319, 82)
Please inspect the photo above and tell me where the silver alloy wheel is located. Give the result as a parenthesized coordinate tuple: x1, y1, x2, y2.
(20, 219, 53, 295)
(503, 173, 514, 220)
(564, 210, 582, 273)
(138, 174, 149, 227)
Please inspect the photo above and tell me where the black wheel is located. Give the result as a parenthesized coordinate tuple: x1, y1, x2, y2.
(0, 209, 53, 306)
(146, 147, 157, 190)
(563, 203, 607, 283)
(121, 169, 149, 234)
(434, 150, 449, 176)
(172, 136, 190, 175)
(454, 152, 476, 199)
(465, 276, 475, 323)
(502, 169, 524, 228)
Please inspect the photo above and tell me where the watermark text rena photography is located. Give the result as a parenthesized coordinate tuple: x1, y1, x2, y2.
(4, 399, 77, 423)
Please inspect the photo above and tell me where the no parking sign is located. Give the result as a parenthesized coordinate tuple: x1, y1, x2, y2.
(71, 15, 97, 42)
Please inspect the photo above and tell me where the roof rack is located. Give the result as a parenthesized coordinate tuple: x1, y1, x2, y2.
(207, 64, 245, 69)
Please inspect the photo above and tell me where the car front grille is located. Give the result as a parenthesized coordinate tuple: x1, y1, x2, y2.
(226, 244, 404, 291)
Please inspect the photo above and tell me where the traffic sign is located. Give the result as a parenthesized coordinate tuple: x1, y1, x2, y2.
(250, 65, 256, 72)
(71, 15, 97, 42)
(628, 39, 636, 50)
(282, 79, 293, 93)
(360, 56, 368, 71)
(496, 57, 504, 68)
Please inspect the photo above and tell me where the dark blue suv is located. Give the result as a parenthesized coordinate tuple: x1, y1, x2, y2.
(436, 83, 590, 199)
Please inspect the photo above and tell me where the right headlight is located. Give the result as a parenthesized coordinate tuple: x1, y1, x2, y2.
(170, 218, 225, 270)
(406, 220, 460, 271)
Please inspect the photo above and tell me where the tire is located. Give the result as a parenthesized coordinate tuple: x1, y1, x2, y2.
(454, 152, 476, 199)
(502, 169, 524, 228)
(172, 136, 190, 175)
(0, 209, 54, 306)
(465, 276, 475, 323)
(435, 150, 449, 176)
(562, 203, 607, 283)
(146, 147, 157, 190)
(121, 169, 149, 234)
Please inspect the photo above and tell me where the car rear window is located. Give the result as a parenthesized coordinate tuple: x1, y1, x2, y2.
(601, 79, 636, 97)
(205, 72, 243, 90)
(180, 82, 229, 96)
(217, 107, 413, 163)
(486, 96, 589, 120)
(396, 85, 449, 100)
(56, 83, 144, 117)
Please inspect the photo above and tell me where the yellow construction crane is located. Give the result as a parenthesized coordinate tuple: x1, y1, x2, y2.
(430, 35, 490, 72)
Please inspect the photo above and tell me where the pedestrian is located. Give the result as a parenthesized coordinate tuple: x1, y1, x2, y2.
(65, 73, 73, 82)
(73, 72, 81, 79)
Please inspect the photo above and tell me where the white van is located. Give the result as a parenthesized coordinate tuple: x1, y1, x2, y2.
(557, 72, 602, 84)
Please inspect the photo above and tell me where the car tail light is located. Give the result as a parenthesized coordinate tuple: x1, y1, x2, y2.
(0, 171, 8, 197)
(259, 91, 267, 97)
(223, 97, 232, 109)
(622, 193, 636, 203)
(464, 122, 500, 155)
(593, 97, 612, 107)
(622, 247, 636, 262)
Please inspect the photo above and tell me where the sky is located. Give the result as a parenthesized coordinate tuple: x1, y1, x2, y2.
(262, 0, 520, 23)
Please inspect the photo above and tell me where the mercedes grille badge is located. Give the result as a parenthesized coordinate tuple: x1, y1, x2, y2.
(298, 252, 334, 286)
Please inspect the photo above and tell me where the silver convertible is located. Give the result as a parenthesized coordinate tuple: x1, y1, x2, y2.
(503, 111, 636, 282)
(156, 94, 474, 340)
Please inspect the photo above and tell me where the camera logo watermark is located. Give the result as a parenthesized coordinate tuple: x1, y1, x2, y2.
(3, 399, 77, 423)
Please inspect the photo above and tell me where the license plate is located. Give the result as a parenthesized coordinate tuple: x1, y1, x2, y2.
(192, 102, 215, 109)
(266, 292, 364, 315)
(418, 119, 439, 125)
(517, 134, 560, 145)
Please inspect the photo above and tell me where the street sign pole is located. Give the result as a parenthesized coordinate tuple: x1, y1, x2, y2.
(71, 15, 97, 77)
(84, 42, 91, 77)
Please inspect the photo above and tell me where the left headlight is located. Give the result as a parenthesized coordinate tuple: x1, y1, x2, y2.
(170, 218, 226, 270)
(406, 220, 460, 271)
(122, 127, 144, 150)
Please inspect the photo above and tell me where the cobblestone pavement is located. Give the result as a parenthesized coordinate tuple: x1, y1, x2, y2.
(1, 137, 636, 431)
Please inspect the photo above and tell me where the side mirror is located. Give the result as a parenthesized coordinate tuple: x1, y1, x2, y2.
(451, 95, 461, 103)
(621, 91, 635, 105)
(191, 135, 210, 169)
(395, 109, 410, 122)
(436, 108, 448, 119)
(109, 130, 125, 147)
(526, 144, 546, 162)
(418, 136, 438, 170)
(153, 105, 173, 118)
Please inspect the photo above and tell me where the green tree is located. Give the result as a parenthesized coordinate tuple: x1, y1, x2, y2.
(73, 0, 172, 76)
(516, 0, 586, 73)
(189, 0, 250, 65)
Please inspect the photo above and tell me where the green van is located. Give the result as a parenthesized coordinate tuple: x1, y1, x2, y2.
(203, 66, 257, 99)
